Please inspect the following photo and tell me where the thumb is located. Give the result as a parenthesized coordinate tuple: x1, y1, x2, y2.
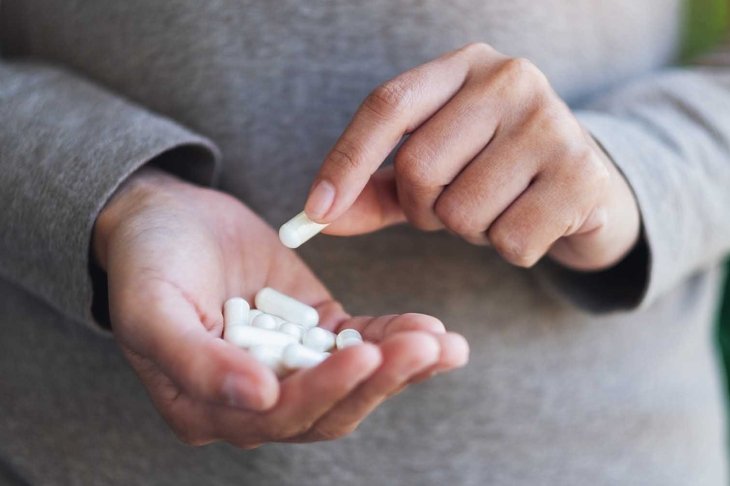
(115, 285, 280, 411)
(323, 167, 406, 236)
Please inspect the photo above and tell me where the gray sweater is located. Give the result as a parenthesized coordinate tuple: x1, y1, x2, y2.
(1, 1, 729, 485)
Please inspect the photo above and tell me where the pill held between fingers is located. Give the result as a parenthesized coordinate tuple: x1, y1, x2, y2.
(255, 287, 319, 328)
(223, 297, 250, 334)
(303, 326, 336, 352)
(225, 325, 299, 349)
(252, 313, 279, 330)
(336, 328, 363, 349)
(279, 211, 329, 249)
(278, 321, 305, 341)
(282, 343, 329, 369)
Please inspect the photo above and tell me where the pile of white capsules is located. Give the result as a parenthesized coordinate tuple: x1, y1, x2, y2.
(223, 287, 363, 377)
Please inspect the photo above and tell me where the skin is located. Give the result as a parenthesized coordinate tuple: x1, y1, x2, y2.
(93, 168, 468, 448)
(306, 43, 641, 271)
(93, 41, 640, 448)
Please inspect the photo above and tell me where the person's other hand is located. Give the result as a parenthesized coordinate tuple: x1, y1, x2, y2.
(92, 168, 468, 448)
(305, 43, 640, 271)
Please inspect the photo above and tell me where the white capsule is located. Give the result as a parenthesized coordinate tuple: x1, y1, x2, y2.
(249, 345, 287, 377)
(336, 329, 363, 349)
(225, 325, 299, 349)
(223, 298, 250, 336)
(255, 287, 319, 328)
(252, 313, 279, 330)
(282, 343, 329, 369)
(279, 211, 329, 249)
(278, 321, 305, 341)
(246, 309, 263, 325)
(303, 326, 336, 352)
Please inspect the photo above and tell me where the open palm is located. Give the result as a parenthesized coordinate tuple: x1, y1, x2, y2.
(93, 168, 468, 448)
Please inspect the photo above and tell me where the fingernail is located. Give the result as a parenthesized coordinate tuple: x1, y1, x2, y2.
(305, 180, 335, 220)
(222, 374, 258, 409)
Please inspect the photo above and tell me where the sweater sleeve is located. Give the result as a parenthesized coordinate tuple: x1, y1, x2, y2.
(0, 59, 221, 330)
(539, 40, 730, 313)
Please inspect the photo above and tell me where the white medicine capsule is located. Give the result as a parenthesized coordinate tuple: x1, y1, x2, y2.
(279, 211, 329, 249)
(225, 325, 298, 349)
(303, 327, 336, 352)
(246, 309, 263, 325)
(336, 329, 363, 349)
(249, 345, 287, 377)
(255, 287, 319, 328)
(282, 343, 329, 369)
(223, 297, 250, 333)
(278, 321, 305, 341)
(252, 313, 279, 330)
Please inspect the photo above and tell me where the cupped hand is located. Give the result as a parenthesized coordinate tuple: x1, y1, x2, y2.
(305, 42, 640, 271)
(92, 167, 468, 448)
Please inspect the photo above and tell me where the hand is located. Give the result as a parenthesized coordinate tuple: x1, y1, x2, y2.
(305, 43, 640, 271)
(92, 167, 468, 448)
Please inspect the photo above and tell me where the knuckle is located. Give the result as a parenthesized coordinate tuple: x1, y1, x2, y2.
(563, 143, 610, 190)
(366, 79, 412, 117)
(394, 144, 436, 187)
(495, 57, 549, 95)
(327, 141, 362, 173)
(435, 193, 474, 236)
(488, 226, 539, 268)
(507, 57, 543, 82)
(583, 153, 611, 187)
(461, 41, 497, 58)
(565, 140, 595, 166)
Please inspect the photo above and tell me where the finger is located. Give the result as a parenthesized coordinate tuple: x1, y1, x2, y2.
(305, 44, 493, 224)
(263, 343, 382, 441)
(487, 170, 600, 268)
(300, 331, 440, 441)
(203, 343, 380, 446)
(118, 285, 280, 411)
(338, 313, 446, 343)
(323, 168, 406, 236)
(314, 299, 351, 332)
(393, 70, 510, 230)
(410, 331, 470, 383)
(433, 135, 539, 245)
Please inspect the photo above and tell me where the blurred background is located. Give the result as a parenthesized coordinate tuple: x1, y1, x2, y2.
(686, 0, 730, 450)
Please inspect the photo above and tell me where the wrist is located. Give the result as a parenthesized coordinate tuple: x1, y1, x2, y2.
(92, 167, 181, 270)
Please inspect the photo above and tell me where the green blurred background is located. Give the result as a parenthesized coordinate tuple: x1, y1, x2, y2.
(684, 0, 728, 60)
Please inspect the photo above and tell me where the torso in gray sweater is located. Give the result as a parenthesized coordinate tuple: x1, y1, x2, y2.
(0, 1, 727, 485)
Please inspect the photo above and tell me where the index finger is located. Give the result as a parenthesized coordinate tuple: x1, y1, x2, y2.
(304, 45, 481, 223)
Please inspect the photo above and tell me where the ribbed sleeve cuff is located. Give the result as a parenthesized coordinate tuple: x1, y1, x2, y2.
(536, 111, 672, 313)
(0, 62, 221, 331)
